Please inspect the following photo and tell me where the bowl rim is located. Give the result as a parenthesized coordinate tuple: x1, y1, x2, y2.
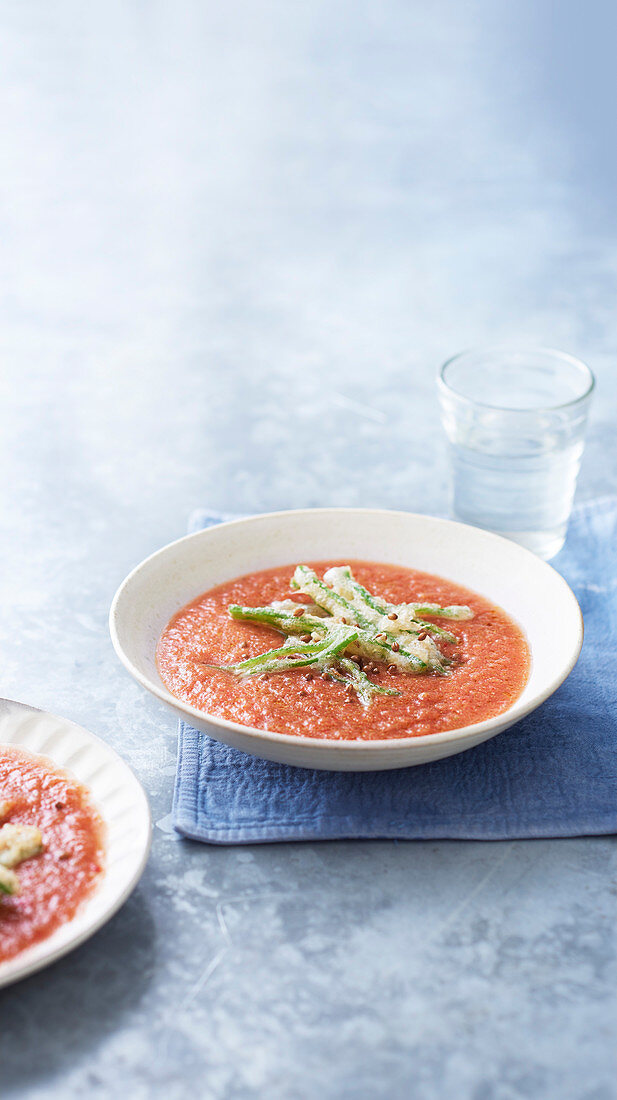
(109, 507, 584, 754)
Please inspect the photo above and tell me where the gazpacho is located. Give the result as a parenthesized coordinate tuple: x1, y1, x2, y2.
(0, 746, 105, 964)
(157, 560, 530, 740)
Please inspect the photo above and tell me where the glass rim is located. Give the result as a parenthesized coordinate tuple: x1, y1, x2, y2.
(438, 345, 595, 413)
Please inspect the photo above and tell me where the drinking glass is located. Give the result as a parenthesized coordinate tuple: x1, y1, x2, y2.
(438, 347, 595, 559)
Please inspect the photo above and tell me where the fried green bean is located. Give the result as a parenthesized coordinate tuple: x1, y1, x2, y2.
(212, 624, 358, 678)
(219, 562, 472, 703)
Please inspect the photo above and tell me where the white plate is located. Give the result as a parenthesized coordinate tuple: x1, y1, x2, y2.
(0, 698, 151, 989)
(110, 508, 583, 771)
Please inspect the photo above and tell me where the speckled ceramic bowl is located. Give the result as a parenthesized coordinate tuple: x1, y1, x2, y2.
(109, 509, 583, 771)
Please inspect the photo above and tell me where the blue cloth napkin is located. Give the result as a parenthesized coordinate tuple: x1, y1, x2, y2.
(172, 499, 617, 844)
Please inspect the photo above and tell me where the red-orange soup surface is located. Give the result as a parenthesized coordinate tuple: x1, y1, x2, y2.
(0, 747, 105, 964)
(157, 561, 530, 741)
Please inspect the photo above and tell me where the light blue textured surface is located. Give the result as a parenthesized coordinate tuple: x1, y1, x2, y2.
(174, 500, 617, 844)
(0, 1, 615, 1098)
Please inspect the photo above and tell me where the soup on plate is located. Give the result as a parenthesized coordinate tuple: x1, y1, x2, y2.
(0, 746, 105, 964)
(156, 560, 530, 741)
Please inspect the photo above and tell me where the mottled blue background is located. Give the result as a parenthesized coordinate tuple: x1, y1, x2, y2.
(0, 2, 615, 1098)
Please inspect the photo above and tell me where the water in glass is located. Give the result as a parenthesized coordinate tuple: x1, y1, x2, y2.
(439, 349, 594, 559)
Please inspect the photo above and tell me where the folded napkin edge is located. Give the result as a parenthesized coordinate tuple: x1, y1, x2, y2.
(173, 815, 617, 845)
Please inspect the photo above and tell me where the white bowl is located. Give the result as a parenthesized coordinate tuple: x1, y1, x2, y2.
(109, 509, 583, 771)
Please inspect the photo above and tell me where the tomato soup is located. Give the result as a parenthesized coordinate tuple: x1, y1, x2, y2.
(157, 560, 529, 740)
(0, 747, 104, 963)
